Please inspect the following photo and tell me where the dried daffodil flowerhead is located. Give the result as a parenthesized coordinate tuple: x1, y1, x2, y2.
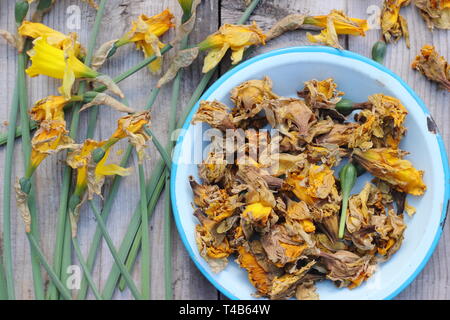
(67, 139, 131, 198)
(198, 22, 266, 73)
(304, 10, 368, 36)
(381, 0, 410, 48)
(110, 111, 151, 162)
(230, 76, 279, 124)
(192, 100, 235, 130)
(298, 78, 344, 109)
(412, 44, 450, 91)
(116, 10, 175, 73)
(26, 36, 123, 99)
(353, 148, 426, 196)
(305, 10, 368, 49)
(29, 120, 76, 177)
(18, 21, 85, 57)
(416, 0, 450, 29)
(29, 95, 68, 122)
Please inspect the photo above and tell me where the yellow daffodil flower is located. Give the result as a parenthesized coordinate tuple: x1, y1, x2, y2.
(199, 22, 266, 73)
(67, 139, 131, 198)
(305, 10, 368, 49)
(19, 21, 85, 57)
(381, 0, 410, 47)
(304, 10, 369, 36)
(26, 36, 99, 99)
(28, 120, 76, 177)
(30, 95, 68, 122)
(116, 10, 175, 73)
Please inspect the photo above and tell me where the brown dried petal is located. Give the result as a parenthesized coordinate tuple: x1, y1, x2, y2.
(80, 93, 135, 114)
(170, 0, 202, 46)
(91, 39, 118, 70)
(266, 14, 307, 41)
(157, 47, 199, 88)
(94, 75, 125, 98)
(0, 30, 18, 49)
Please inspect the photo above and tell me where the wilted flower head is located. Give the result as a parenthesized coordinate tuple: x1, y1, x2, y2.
(116, 10, 175, 73)
(305, 10, 368, 49)
(110, 111, 151, 162)
(305, 10, 368, 36)
(29, 120, 76, 174)
(67, 139, 131, 197)
(380, 0, 411, 47)
(353, 148, 426, 196)
(30, 95, 68, 122)
(415, 0, 450, 29)
(198, 22, 266, 73)
(18, 21, 85, 57)
(412, 44, 450, 91)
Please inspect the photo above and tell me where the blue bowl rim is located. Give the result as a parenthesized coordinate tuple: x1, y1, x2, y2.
(170, 46, 450, 300)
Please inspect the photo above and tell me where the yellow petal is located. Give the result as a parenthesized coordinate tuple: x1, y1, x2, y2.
(202, 43, 230, 73)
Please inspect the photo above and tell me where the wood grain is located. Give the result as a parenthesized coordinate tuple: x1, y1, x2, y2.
(0, 0, 448, 300)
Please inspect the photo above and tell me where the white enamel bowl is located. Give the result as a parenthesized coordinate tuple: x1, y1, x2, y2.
(171, 46, 450, 300)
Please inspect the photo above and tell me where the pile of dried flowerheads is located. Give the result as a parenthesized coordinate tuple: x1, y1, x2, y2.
(0, 0, 446, 301)
(190, 77, 426, 300)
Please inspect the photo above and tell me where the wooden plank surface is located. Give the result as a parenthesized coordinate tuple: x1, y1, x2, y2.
(0, 0, 449, 300)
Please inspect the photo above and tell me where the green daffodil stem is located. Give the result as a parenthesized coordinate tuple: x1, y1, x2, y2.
(117, 168, 166, 294)
(2, 76, 20, 300)
(88, 201, 143, 300)
(72, 237, 103, 300)
(138, 163, 150, 299)
(113, 0, 262, 296)
(47, 0, 107, 300)
(145, 127, 172, 170)
(26, 233, 72, 300)
(0, 261, 7, 299)
(77, 85, 161, 300)
(18, 44, 45, 300)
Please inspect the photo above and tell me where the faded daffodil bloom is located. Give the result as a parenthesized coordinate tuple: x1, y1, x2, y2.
(381, 0, 411, 48)
(305, 10, 368, 49)
(415, 0, 450, 29)
(67, 139, 131, 198)
(353, 148, 426, 196)
(18, 21, 85, 57)
(304, 10, 368, 36)
(116, 10, 175, 73)
(111, 112, 151, 162)
(28, 120, 76, 177)
(198, 22, 266, 73)
(92, 111, 151, 163)
(29, 95, 70, 122)
(412, 44, 450, 91)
